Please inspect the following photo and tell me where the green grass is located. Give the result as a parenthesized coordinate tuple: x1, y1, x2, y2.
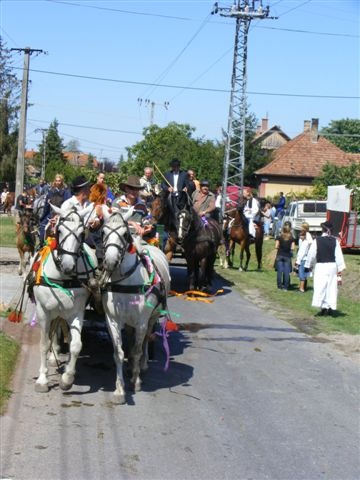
(215, 240, 360, 336)
(0, 332, 20, 414)
(0, 215, 17, 247)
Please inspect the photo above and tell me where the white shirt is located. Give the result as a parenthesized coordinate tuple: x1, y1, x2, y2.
(305, 234, 346, 272)
(61, 195, 94, 225)
(173, 173, 179, 193)
(243, 197, 259, 220)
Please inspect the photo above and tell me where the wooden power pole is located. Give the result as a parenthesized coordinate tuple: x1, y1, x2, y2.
(11, 47, 44, 200)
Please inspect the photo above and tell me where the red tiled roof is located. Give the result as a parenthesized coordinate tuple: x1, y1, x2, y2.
(255, 131, 359, 178)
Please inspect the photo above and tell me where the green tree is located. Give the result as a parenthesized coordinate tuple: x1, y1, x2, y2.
(0, 37, 21, 183)
(39, 119, 65, 175)
(320, 119, 360, 153)
(313, 162, 360, 212)
(124, 122, 224, 187)
(86, 153, 95, 169)
(65, 139, 80, 152)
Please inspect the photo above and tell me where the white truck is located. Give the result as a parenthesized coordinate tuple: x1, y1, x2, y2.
(279, 200, 327, 240)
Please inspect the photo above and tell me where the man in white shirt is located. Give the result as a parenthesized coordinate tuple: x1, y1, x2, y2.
(242, 187, 260, 238)
(62, 175, 99, 229)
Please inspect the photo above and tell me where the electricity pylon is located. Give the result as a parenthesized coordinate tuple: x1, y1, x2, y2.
(212, 1, 276, 216)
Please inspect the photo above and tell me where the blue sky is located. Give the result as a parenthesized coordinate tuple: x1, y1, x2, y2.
(1, 0, 359, 164)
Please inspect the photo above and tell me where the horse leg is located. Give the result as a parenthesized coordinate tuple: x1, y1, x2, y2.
(105, 315, 126, 404)
(18, 250, 24, 276)
(131, 322, 148, 392)
(239, 239, 251, 271)
(140, 312, 158, 372)
(198, 257, 207, 290)
(35, 320, 51, 392)
(255, 232, 263, 269)
(59, 314, 84, 391)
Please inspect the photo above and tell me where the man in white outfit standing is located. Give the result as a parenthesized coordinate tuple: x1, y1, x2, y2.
(304, 221, 346, 316)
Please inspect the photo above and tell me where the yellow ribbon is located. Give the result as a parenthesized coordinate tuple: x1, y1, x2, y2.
(169, 289, 224, 304)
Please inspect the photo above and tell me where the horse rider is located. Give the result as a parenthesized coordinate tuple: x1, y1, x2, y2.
(192, 180, 216, 221)
(242, 187, 260, 239)
(39, 174, 71, 246)
(35, 178, 49, 197)
(96, 171, 115, 204)
(161, 158, 195, 219)
(139, 167, 157, 207)
(15, 188, 33, 231)
(112, 175, 154, 239)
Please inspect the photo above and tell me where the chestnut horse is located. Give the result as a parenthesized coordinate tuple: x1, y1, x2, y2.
(222, 204, 264, 271)
(16, 211, 36, 276)
(149, 192, 180, 262)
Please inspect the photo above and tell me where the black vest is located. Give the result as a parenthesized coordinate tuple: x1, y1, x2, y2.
(316, 236, 336, 263)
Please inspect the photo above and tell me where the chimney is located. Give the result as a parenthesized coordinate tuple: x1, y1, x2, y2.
(303, 120, 311, 132)
(310, 118, 319, 143)
(261, 118, 268, 132)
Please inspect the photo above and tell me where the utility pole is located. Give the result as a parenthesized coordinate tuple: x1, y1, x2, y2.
(212, 1, 276, 216)
(35, 128, 48, 178)
(11, 47, 44, 200)
(137, 98, 170, 126)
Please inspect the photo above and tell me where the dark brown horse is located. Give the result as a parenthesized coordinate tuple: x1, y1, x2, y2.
(176, 204, 223, 291)
(222, 205, 264, 271)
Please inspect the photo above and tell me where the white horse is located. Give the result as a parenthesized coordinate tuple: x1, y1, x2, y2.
(32, 205, 98, 393)
(100, 209, 171, 404)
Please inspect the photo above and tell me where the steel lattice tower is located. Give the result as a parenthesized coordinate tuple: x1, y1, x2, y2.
(212, 1, 275, 216)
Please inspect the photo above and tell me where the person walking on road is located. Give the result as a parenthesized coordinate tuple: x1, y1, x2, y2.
(304, 220, 346, 316)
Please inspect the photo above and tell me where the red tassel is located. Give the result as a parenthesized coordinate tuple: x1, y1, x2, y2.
(7, 310, 22, 323)
(165, 320, 179, 332)
(32, 260, 41, 272)
(127, 244, 136, 254)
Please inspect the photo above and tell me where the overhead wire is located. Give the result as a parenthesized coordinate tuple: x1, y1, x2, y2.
(18, 67, 358, 99)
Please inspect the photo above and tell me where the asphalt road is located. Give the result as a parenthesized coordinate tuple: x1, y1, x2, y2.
(0, 250, 359, 480)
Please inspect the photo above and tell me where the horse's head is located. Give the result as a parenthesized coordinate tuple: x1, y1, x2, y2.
(51, 205, 90, 275)
(177, 207, 193, 243)
(102, 208, 133, 272)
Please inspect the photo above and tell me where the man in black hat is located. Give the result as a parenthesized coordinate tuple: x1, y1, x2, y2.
(161, 158, 194, 216)
(62, 175, 91, 212)
(304, 220, 346, 316)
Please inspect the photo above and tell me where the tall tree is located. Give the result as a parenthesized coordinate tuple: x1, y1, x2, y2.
(38, 119, 66, 171)
(65, 139, 81, 152)
(320, 119, 360, 153)
(0, 36, 21, 183)
(124, 122, 224, 187)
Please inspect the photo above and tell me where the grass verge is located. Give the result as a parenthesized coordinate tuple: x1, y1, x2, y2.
(215, 240, 360, 336)
(0, 332, 20, 415)
(0, 215, 16, 247)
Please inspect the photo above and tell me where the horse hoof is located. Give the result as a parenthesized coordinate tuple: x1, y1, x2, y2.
(59, 378, 73, 391)
(35, 383, 49, 393)
(113, 393, 126, 405)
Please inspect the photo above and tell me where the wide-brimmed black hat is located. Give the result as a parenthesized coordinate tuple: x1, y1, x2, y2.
(200, 179, 210, 187)
(321, 220, 333, 231)
(169, 158, 180, 167)
(119, 175, 142, 191)
(72, 175, 90, 191)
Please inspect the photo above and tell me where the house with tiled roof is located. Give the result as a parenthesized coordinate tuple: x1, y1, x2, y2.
(255, 118, 360, 198)
(24, 150, 99, 170)
(253, 118, 290, 151)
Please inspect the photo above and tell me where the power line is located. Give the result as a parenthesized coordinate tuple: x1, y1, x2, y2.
(44, 0, 358, 37)
(20, 67, 359, 99)
(46, 0, 191, 21)
(28, 118, 142, 135)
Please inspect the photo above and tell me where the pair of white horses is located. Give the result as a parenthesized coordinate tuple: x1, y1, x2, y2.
(31, 204, 170, 405)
